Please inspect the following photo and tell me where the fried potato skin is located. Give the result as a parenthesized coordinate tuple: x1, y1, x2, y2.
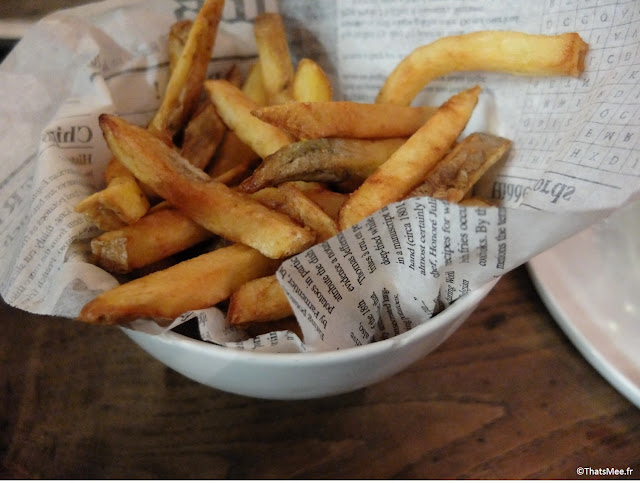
(376, 31, 588, 105)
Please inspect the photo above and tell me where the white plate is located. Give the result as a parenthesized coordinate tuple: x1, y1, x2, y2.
(528, 200, 640, 409)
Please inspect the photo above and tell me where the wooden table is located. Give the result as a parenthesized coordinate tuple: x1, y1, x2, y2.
(1, 266, 638, 479)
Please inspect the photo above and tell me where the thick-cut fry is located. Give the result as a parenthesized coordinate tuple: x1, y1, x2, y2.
(242, 62, 268, 106)
(278, 182, 339, 242)
(180, 99, 226, 170)
(90, 207, 212, 273)
(168, 19, 193, 74)
(254, 12, 294, 104)
(339, 85, 481, 230)
(79, 243, 281, 325)
(239, 137, 405, 193)
(206, 131, 259, 181)
(290, 182, 348, 220)
(228, 274, 293, 325)
(148, 0, 224, 137)
(205, 79, 296, 159)
(99, 114, 315, 259)
(74, 159, 150, 230)
(376, 31, 588, 105)
(407, 132, 511, 202)
(252, 102, 435, 140)
(292, 58, 333, 102)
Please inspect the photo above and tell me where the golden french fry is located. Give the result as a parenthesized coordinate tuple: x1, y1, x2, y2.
(407, 132, 511, 202)
(377, 31, 588, 105)
(206, 131, 259, 179)
(278, 182, 339, 242)
(292, 58, 333, 102)
(339, 85, 481, 230)
(168, 19, 193, 74)
(79, 243, 281, 325)
(148, 0, 224, 137)
(242, 61, 268, 106)
(239, 137, 405, 193)
(90, 207, 212, 273)
(252, 101, 435, 139)
(288, 182, 347, 220)
(225, 63, 244, 87)
(205, 79, 296, 159)
(179, 99, 226, 170)
(99, 114, 315, 259)
(74, 162, 150, 230)
(228, 275, 293, 325)
(254, 12, 294, 104)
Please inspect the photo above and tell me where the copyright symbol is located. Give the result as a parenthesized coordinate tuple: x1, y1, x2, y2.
(577, 467, 584, 476)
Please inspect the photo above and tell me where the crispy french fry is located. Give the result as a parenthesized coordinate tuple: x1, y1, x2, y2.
(90, 207, 213, 273)
(289, 182, 348, 220)
(225, 63, 244, 88)
(205, 79, 296, 159)
(377, 31, 588, 105)
(148, 0, 224, 137)
(74, 159, 150, 230)
(239, 137, 405, 193)
(278, 182, 339, 242)
(339, 85, 481, 230)
(206, 131, 259, 180)
(252, 101, 435, 139)
(99, 114, 315, 259)
(179, 99, 226, 170)
(407, 132, 511, 202)
(79, 243, 281, 325)
(242, 61, 268, 106)
(254, 12, 294, 104)
(292, 58, 333, 102)
(168, 19, 193, 74)
(228, 274, 293, 325)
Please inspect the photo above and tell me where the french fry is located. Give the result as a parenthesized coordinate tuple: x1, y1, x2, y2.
(339, 85, 481, 230)
(179, 99, 226, 170)
(227, 274, 293, 325)
(252, 102, 435, 140)
(168, 19, 193, 74)
(74, 158, 150, 230)
(292, 58, 333, 102)
(242, 61, 268, 106)
(376, 31, 588, 105)
(406, 132, 511, 202)
(79, 243, 281, 325)
(278, 182, 339, 242)
(148, 0, 224, 137)
(205, 79, 296, 159)
(290, 182, 348, 220)
(99, 114, 315, 259)
(90, 207, 213, 273)
(206, 131, 259, 180)
(253, 12, 294, 104)
(239, 137, 405, 193)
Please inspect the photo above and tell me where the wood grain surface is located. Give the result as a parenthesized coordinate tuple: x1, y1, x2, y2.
(1, 266, 639, 479)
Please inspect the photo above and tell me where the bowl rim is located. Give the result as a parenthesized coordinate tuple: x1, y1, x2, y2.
(123, 279, 498, 366)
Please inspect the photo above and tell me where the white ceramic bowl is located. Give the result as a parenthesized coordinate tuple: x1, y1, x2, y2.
(123, 279, 497, 399)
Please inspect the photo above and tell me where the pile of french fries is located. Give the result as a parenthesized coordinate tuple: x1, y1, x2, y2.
(74, 0, 588, 337)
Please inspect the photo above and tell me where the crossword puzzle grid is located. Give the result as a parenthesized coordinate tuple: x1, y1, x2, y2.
(516, 0, 640, 178)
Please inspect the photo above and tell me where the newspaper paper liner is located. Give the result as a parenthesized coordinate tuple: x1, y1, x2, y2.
(0, 0, 638, 353)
